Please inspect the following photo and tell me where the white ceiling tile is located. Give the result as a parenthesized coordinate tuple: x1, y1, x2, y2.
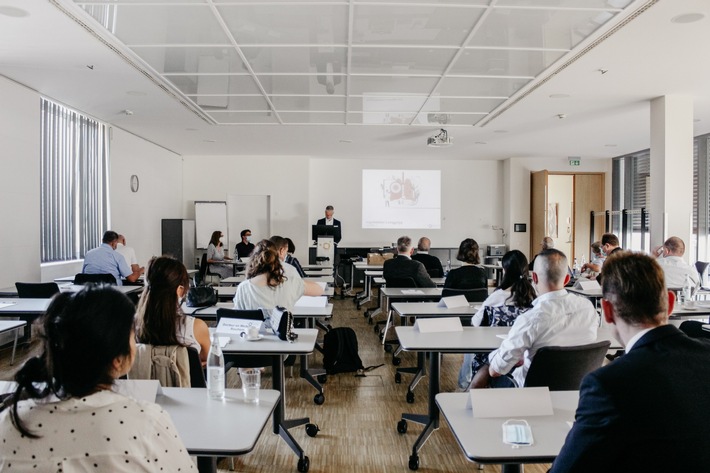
(207, 111, 279, 124)
(496, 0, 631, 8)
(164, 75, 261, 96)
(348, 95, 428, 113)
(185, 95, 268, 111)
(450, 48, 566, 77)
(131, 46, 247, 75)
(217, 4, 348, 45)
(280, 112, 346, 124)
(468, 7, 622, 50)
(422, 97, 506, 113)
(241, 46, 347, 74)
(352, 5, 485, 46)
(350, 47, 456, 75)
(348, 112, 418, 125)
(272, 96, 346, 112)
(82, 4, 230, 45)
(415, 113, 486, 126)
(257, 75, 346, 96)
(437, 76, 531, 97)
(349, 76, 439, 95)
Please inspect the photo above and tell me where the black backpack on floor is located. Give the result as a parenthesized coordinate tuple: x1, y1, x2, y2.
(322, 327, 365, 374)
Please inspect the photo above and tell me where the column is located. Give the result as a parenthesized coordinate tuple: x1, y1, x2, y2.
(649, 95, 694, 260)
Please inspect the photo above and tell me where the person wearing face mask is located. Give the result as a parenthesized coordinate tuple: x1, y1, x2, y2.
(135, 256, 211, 364)
(582, 233, 621, 274)
(235, 228, 255, 259)
(206, 230, 233, 279)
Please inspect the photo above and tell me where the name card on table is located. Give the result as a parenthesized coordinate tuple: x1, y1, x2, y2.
(437, 295, 469, 308)
(414, 317, 463, 333)
(215, 318, 263, 337)
(295, 296, 328, 308)
(574, 279, 601, 291)
(468, 387, 553, 417)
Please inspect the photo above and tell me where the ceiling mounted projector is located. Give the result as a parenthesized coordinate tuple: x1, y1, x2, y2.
(427, 128, 452, 147)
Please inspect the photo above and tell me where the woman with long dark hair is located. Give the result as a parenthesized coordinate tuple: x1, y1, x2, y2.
(136, 256, 211, 363)
(0, 285, 194, 470)
(458, 250, 536, 388)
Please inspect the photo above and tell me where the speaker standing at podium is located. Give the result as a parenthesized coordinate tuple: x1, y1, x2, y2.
(316, 205, 342, 245)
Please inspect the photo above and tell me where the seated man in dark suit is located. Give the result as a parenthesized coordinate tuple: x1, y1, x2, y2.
(411, 237, 443, 278)
(383, 236, 435, 288)
(550, 251, 710, 472)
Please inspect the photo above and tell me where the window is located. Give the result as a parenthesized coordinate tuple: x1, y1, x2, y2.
(40, 98, 110, 263)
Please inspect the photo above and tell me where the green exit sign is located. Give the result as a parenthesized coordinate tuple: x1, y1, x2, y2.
(568, 158, 581, 166)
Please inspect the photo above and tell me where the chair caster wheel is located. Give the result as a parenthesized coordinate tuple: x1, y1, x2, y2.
(374, 325, 379, 333)
(408, 454, 419, 471)
(406, 391, 415, 404)
(397, 419, 408, 434)
(305, 423, 320, 437)
(297, 456, 310, 472)
(314, 393, 325, 405)
(378, 333, 384, 341)
(317, 374, 327, 384)
(395, 372, 402, 384)
(384, 344, 393, 353)
(392, 356, 401, 366)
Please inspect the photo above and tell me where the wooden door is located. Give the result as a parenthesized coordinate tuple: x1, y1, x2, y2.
(530, 170, 549, 262)
(573, 174, 605, 262)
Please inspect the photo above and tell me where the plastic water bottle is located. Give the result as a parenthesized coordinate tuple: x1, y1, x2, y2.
(207, 336, 225, 399)
(445, 259, 451, 277)
(683, 274, 694, 306)
(573, 258, 580, 278)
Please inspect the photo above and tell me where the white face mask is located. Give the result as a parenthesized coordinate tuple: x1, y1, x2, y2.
(246, 236, 251, 242)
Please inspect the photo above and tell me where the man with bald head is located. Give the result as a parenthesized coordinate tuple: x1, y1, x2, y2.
(411, 237, 444, 277)
(652, 236, 699, 288)
(485, 249, 598, 388)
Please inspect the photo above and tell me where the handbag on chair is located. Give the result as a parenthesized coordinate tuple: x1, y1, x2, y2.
(269, 306, 298, 342)
(186, 286, 217, 307)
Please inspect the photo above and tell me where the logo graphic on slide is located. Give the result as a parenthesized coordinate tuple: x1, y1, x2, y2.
(381, 172, 420, 206)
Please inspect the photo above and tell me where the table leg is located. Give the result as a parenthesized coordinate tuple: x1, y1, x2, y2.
(502, 464, 523, 473)
(399, 352, 440, 470)
(11, 326, 19, 365)
(299, 318, 325, 404)
(196, 456, 216, 473)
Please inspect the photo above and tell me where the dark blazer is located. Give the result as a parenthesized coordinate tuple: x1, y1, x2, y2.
(443, 265, 487, 290)
(383, 255, 435, 288)
(551, 324, 710, 473)
(316, 218, 342, 244)
(412, 252, 443, 278)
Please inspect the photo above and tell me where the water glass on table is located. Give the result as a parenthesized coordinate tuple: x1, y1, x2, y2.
(239, 368, 260, 403)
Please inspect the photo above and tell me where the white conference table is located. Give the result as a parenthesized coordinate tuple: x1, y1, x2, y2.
(219, 329, 318, 471)
(0, 298, 51, 343)
(436, 391, 578, 473)
(394, 326, 621, 471)
(216, 285, 335, 300)
(0, 320, 26, 364)
(375, 287, 444, 344)
(4, 283, 142, 297)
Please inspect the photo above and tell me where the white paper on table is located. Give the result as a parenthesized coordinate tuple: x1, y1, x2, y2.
(496, 334, 507, 340)
(0, 302, 18, 309)
(469, 387, 553, 417)
(401, 289, 424, 295)
(315, 281, 328, 290)
(215, 336, 230, 347)
(414, 317, 463, 333)
(574, 279, 601, 291)
(437, 295, 469, 308)
(295, 296, 327, 308)
(115, 379, 162, 403)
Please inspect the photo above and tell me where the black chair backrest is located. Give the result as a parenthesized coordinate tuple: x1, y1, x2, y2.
(442, 287, 488, 303)
(427, 267, 443, 278)
(186, 347, 206, 388)
(215, 308, 268, 369)
(15, 282, 60, 299)
(524, 340, 611, 391)
(73, 273, 117, 285)
(384, 277, 418, 288)
(679, 320, 710, 339)
(695, 261, 709, 284)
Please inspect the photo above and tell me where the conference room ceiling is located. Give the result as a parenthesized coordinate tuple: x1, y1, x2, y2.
(1, 0, 710, 159)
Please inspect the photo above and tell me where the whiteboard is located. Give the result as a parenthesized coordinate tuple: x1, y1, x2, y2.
(195, 201, 228, 249)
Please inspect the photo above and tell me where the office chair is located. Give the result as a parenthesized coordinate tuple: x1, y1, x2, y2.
(73, 273, 117, 285)
(679, 320, 710, 340)
(695, 261, 709, 287)
(186, 347, 206, 388)
(441, 287, 488, 303)
(215, 308, 270, 369)
(15, 282, 60, 298)
(523, 340, 611, 390)
(198, 253, 221, 286)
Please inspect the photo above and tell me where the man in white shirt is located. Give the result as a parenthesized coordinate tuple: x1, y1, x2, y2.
(651, 236, 699, 288)
(487, 248, 598, 387)
(115, 234, 144, 275)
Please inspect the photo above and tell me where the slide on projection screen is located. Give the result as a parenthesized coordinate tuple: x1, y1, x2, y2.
(362, 170, 441, 229)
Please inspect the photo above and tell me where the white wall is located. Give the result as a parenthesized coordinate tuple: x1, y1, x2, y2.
(182, 156, 311, 261)
(308, 158, 506, 250)
(504, 157, 612, 258)
(0, 77, 41, 288)
(109, 128, 183, 268)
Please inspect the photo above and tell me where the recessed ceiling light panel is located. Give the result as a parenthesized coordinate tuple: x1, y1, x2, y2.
(671, 13, 705, 24)
(0, 6, 29, 17)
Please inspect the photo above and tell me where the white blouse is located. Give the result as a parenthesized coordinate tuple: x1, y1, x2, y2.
(0, 390, 195, 472)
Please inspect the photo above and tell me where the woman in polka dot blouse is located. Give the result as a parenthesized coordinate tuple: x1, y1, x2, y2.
(0, 285, 195, 472)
